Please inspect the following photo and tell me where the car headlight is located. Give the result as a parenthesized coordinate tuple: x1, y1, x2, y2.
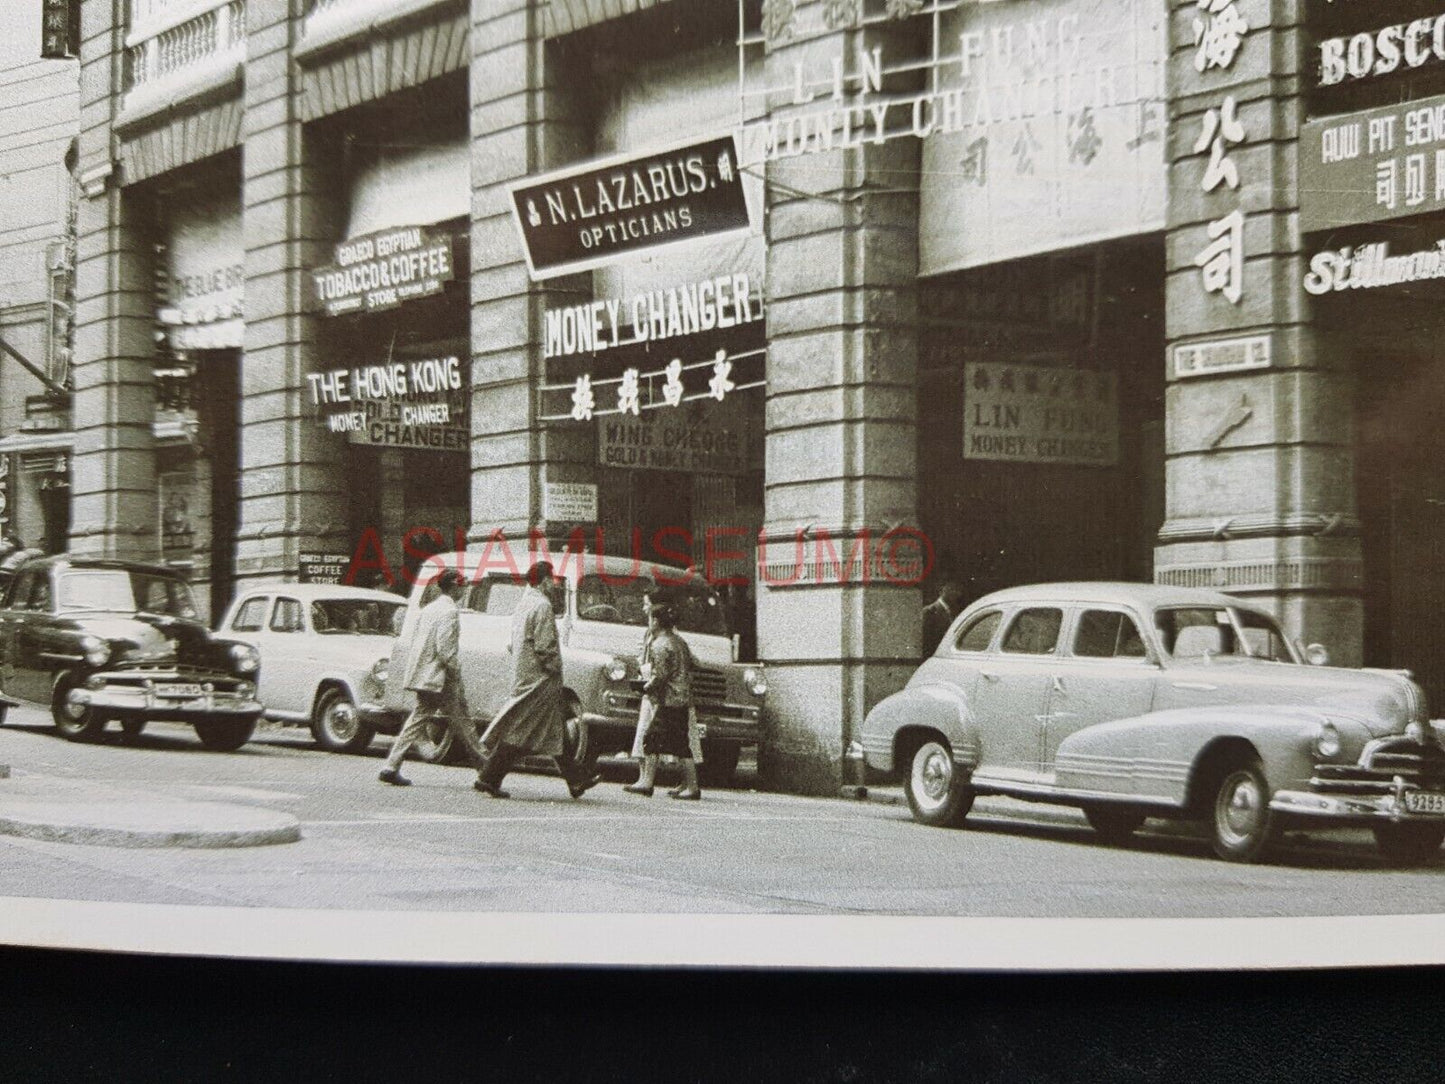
(743, 666, 767, 698)
(1404, 721, 1428, 745)
(1313, 721, 1342, 759)
(369, 657, 390, 687)
(79, 635, 110, 668)
(236, 682, 255, 699)
(229, 643, 259, 674)
(606, 657, 630, 683)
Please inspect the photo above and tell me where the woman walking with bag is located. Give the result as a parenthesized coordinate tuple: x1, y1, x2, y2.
(624, 597, 701, 800)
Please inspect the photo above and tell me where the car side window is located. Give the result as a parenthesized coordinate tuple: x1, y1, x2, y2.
(232, 597, 268, 632)
(1001, 608, 1063, 655)
(9, 570, 37, 612)
(468, 577, 525, 616)
(954, 610, 1001, 652)
(27, 573, 52, 613)
(270, 597, 303, 633)
(1073, 610, 1148, 659)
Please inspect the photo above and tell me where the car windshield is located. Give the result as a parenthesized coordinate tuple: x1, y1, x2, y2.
(575, 573, 730, 637)
(57, 569, 198, 618)
(1155, 606, 1295, 662)
(311, 598, 405, 635)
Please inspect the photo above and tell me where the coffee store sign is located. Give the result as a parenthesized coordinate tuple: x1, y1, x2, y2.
(311, 226, 455, 317)
(509, 135, 751, 281)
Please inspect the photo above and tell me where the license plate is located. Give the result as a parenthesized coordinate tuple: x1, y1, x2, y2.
(157, 683, 205, 699)
(1405, 791, 1445, 814)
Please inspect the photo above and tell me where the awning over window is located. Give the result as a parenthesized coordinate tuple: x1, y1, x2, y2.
(161, 186, 244, 351)
(346, 138, 471, 239)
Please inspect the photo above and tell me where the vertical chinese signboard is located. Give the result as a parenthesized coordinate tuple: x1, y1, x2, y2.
(40, 0, 79, 60)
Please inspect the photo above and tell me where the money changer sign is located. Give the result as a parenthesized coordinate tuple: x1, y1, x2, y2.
(964, 362, 1118, 467)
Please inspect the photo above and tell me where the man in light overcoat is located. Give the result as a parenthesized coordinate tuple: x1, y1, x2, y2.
(474, 561, 601, 799)
(379, 568, 487, 786)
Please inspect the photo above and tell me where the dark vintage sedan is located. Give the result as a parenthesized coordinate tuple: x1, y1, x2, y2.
(0, 555, 263, 750)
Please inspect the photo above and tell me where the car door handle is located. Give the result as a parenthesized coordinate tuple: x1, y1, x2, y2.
(1171, 681, 1218, 691)
(1051, 676, 1065, 694)
(980, 671, 1000, 682)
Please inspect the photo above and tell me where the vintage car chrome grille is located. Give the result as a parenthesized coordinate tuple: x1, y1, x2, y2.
(1311, 738, 1445, 795)
(102, 663, 240, 689)
(690, 665, 728, 704)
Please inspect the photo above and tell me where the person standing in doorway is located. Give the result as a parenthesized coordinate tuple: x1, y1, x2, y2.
(921, 582, 965, 659)
(624, 598, 701, 800)
(379, 569, 487, 786)
(474, 561, 602, 799)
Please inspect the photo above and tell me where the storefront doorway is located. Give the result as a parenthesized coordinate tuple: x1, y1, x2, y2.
(917, 238, 1166, 604)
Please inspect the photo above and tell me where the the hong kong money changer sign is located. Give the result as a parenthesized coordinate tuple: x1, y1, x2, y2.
(311, 225, 455, 317)
(963, 362, 1119, 467)
(509, 135, 752, 280)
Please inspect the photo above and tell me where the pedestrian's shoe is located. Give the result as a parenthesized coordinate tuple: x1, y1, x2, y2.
(473, 780, 510, 799)
(378, 769, 411, 787)
(670, 790, 702, 801)
(569, 772, 603, 800)
(622, 783, 654, 797)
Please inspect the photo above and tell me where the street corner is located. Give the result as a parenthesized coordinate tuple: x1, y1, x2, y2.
(0, 771, 300, 849)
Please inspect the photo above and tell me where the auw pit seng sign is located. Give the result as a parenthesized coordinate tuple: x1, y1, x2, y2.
(311, 226, 455, 317)
(509, 135, 752, 280)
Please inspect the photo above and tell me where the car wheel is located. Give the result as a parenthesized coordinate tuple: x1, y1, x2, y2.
(1084, 805, 1146, 845)
(905, 739, 974, 828)
(1208, 759, 1276, 863)
(698, 740, 741, 788)
(311, 687, 375, 755)
(119, 719, 147, 744)
(51, 676, 107, 742)
(1372, 823, 1445, 866)
(194, 717, 258, 752)
(562, 699, 594, 774)
(411, 715, 454, 764)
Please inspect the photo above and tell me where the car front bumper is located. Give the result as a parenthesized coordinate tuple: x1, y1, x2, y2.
(1270, 786, 1445, 824)
(68, 685, 262, 723)
(586, 692, 764, 745)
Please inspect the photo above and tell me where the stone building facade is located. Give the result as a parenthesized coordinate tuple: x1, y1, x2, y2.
(62, 0, 1443, 792)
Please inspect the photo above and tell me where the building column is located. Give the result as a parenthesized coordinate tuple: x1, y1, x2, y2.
(70, 0, 156, 560)
(1159, 0, 1362, 661)
(757, 10, 924, 795)
(236, 0, 349, 581)
(468, 0, 592, 545)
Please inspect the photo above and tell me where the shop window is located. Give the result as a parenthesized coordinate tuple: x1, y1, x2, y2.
(231, 597, 269, 632)
(1001, 608, 1062, 655)
(1073, 610, 1147, 659)
(954, 611, 1001, 653)
(270, 597, 303, 633)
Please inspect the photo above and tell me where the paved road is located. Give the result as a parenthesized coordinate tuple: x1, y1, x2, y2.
(1, 703, 1441, 918)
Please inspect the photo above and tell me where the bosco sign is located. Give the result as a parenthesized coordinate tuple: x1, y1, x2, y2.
(311, 226, 455, 317)
(509, 135, 752, 280)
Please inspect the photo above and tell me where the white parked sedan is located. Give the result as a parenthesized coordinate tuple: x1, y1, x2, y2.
(219, 583, 405, 753)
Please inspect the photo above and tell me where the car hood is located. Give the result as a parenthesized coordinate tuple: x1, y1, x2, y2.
(1164, 656, 1423, 737)
(567, 622, 734, 667)
(68, 613, 216, 665)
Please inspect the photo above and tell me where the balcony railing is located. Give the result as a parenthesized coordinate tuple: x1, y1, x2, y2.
(123, 0, 245, 118)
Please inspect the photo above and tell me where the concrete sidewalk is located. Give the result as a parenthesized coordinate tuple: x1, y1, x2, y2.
(0, 763, 300, 849)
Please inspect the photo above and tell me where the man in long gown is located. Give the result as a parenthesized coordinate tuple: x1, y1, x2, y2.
(474, 561, 602, 799)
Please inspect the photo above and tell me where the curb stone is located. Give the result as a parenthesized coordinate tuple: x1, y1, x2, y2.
(0, 800, 301, 849)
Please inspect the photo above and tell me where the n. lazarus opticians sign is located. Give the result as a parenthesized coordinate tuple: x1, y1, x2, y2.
(311, 226, 455, 317)
(509, 135, 752, 280)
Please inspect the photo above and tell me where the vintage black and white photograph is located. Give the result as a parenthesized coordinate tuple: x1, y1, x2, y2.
(2, 0, 1445, 971)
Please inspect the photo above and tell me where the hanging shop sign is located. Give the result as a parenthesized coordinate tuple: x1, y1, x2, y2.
(1313, 6, 1445, 89)
(963, 362, 1118, 467)
(543, 273, 760, 360)
(1173, 335, 1272, 380)
(599, 405, 752, 476)
(1303, 239, 1445, 294)
(508, 135, 752, 281)
(299, 553, 354, 585)
(310, 226, 455, 318)
(41, 0, 79, 60)
(309, 355, 470, 453)
(1300, 93, 1445, 232)
(0, 455, 9, 535)
(160, 189, 245, 351)
(543, 482, 599, 524)
(916, 0, 1167, 275)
